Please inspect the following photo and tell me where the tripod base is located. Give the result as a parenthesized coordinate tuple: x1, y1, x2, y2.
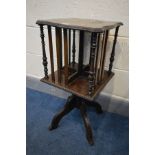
(48, 95, 103, 145)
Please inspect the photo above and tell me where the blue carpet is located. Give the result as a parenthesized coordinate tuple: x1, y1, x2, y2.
(26, 88, 129, 155)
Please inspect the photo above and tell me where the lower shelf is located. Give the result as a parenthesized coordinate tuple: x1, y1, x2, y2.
(41, 70, 114, 101)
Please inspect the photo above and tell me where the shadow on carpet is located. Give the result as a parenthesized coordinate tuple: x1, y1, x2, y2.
(26, 88, 129, 155)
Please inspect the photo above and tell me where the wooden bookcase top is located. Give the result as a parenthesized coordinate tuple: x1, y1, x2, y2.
(36, 18, 123, 32)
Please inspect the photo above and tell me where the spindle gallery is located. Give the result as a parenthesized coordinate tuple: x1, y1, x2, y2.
(36, 18, 123, 145)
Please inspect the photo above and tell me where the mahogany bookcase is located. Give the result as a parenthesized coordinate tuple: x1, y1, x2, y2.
(36, 18, 123, 145)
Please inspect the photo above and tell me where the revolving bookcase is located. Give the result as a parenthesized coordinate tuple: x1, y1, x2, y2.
(36, 18, 123, 145)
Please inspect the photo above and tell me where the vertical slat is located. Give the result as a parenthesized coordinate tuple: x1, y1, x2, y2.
(39, 25, 48, 79)
(68, 29, 71, 65)
(94, 33, 100, 85)
(101, 30, 109, 80)
(78, 30, 84, 73)
(98, 32, 105, 83)
(63, 28, 69, 84)
(60, 29, 63, 69)
(72, 29, 76, 65)
(47, 25, 55, 81)
(108, 26, 120, 75)
(55, 27, 62, 83)
(88, 32, 97, 96)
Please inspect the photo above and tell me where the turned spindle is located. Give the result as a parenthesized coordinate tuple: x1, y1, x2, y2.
(72, 29, 76, 65)
(108, 26, 119, 75)
(68, 29, 71, 65)
(89, 32, 97, 95)
(39, 25, 48, 79)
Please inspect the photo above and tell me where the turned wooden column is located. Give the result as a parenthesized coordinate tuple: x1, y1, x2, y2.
(39, 25, 48, 79)
(72, 29, 76, 65)
(89, 32, 97, 95)
(108, 26, 120, 75)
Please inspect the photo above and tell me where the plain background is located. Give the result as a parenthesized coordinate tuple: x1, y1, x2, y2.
(0, 0, 155, 155)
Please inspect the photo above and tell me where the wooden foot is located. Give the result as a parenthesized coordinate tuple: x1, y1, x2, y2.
(49, 95, 75, 130)
(80, 101, 94, 145)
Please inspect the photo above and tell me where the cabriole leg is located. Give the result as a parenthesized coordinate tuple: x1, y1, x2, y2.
(80, 101, 94, 145)
(49, 95, 76, 130)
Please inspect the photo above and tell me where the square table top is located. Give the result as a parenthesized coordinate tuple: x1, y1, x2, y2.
(36, 18, 123, 32)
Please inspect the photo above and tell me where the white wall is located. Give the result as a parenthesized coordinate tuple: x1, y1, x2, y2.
(26, 0, 129, 100)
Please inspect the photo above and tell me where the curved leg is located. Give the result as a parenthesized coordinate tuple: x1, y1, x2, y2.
(49, 95, 75, 130)
(80, 101, 94, 145)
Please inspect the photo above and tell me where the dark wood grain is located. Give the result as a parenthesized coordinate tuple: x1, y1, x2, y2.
(94, 33, 100, 85)
(80, 101, 94, 145)
(39, 25, 48, 79)
(63, 28, 69, 84)
(49, 94, 102, 145)
(72, 30, 76, 65)
(41, 70, 114, 101)
(101, 30, 109, 80)
(108, 26, 119, 75)
(95, 33, 103, 84)
(68, 29, 71, 64)
(88, 32, 97, 96)
(97, 32, 105, 83)
(55, 27, 62, 83)
(78, 30, 84, 73)
(36, 18, 123, 32)
(37, 18, 122, 145)
(49, 95, 75, 130)
(47, 26, 55, 81)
